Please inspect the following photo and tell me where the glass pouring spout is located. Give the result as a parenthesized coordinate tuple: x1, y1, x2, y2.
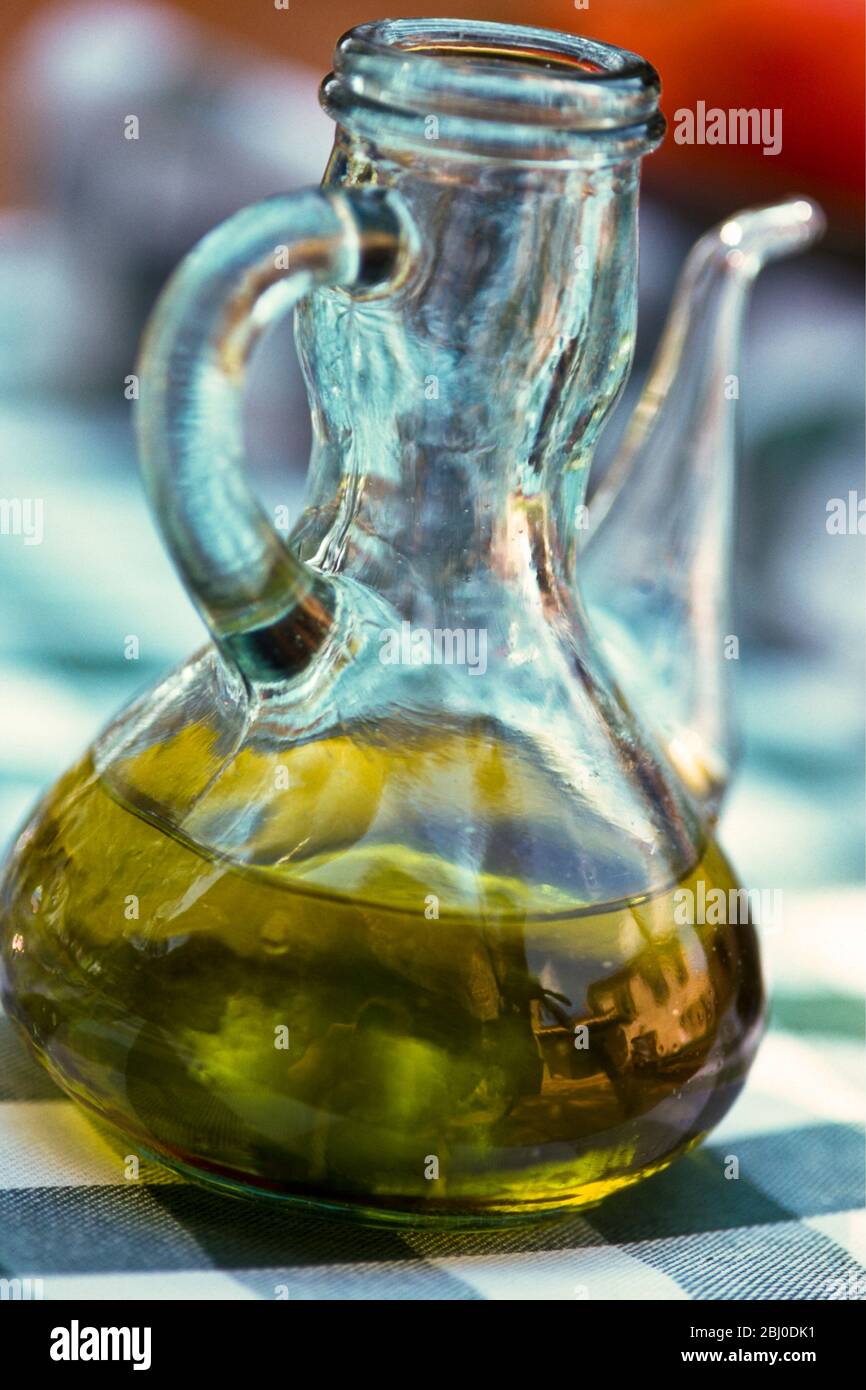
(583, 197, 826, 820)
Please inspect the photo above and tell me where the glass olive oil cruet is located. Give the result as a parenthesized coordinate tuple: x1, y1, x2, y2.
(0, 20, 824, 1224)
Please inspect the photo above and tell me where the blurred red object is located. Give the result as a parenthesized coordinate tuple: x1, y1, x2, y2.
(557, 0, 864, 237)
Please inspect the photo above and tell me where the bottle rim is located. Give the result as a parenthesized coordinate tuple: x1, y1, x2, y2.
(320, 18, 665, 164)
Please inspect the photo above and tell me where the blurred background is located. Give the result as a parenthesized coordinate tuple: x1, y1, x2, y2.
(0, 1, 863, 999)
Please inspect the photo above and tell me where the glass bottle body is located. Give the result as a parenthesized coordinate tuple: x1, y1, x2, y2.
(2, 714, 763, 1223)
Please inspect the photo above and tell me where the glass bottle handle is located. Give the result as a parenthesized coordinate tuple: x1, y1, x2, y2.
(135, 187, 409, 684)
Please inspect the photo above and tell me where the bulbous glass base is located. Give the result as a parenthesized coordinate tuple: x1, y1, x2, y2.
(0, 754, 764, 1226)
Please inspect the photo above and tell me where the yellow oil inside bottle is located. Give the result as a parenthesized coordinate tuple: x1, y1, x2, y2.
(0, 740, 763, 1225)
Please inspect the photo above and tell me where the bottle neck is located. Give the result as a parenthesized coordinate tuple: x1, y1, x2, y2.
(295, 143, 640, 617)
(300, 437, 572, 616)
